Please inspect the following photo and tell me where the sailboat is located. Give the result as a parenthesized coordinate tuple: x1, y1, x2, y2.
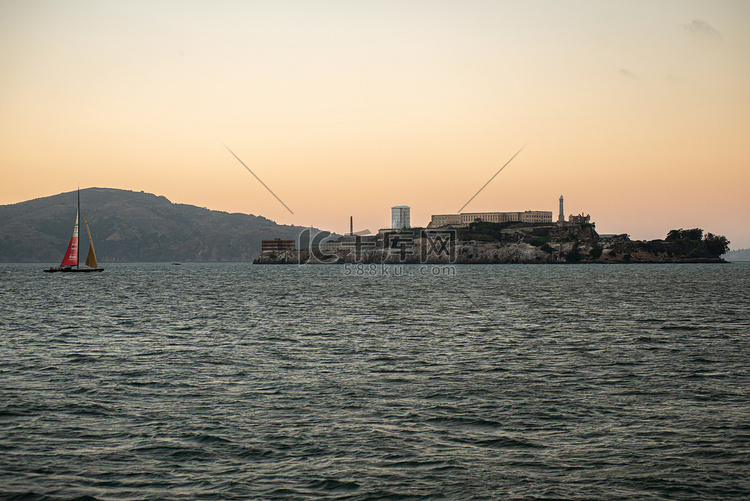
(44, 190, 104, 273)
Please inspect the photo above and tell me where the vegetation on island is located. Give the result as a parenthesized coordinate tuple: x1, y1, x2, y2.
(665, 228, 730, 258)
(452, 221, 729, 263)
(261, 221, 730, 264)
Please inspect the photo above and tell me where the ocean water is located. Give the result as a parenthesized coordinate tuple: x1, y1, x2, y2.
(1, 262, 749, 500)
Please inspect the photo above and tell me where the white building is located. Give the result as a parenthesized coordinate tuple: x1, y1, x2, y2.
(391, 206, 411, 229)
(428, 210, 553, 227)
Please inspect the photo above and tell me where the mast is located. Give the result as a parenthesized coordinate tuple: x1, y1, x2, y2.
(77, 189, 80, 269)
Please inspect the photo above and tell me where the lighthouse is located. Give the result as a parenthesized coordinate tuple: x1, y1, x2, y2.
(558, 195, 565, 224)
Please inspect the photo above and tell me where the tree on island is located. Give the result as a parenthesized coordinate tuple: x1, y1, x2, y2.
(665, 228, 729, 258)
(703, 233, 730, 257)
(589, 245, 603, 260)
(666, 228, 703, 241)
(565, 243, 582, 263)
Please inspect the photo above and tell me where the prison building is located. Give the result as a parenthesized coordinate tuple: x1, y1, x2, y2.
(261, 238, 295, 252)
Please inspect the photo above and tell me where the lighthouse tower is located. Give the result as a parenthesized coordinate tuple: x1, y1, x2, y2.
(558, 195, 565, 224)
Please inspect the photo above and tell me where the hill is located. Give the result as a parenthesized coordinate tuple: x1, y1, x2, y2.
(0, 188, 318, 262)
(723, 248, 750, 261)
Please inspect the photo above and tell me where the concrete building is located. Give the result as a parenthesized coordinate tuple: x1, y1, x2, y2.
(391, 206, 411, 229)
(429, 214, 462, 227)
(317, 235, 378, 252)
(568, 213, 591, 224)
(428, 210, 553, 228)
(519, 211, 553, 223)
(261, 238, 295, 252)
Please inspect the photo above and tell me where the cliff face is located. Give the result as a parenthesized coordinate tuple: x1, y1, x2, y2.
(0, 188, 316, 262)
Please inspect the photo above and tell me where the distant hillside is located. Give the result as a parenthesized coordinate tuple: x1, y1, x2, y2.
(0, 188, 320, 262)
(723, 248, 750, 261)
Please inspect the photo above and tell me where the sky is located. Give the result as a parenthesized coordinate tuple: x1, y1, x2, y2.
(2, 0, 749, 247)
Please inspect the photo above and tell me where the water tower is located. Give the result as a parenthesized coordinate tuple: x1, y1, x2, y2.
(391, 206, 411, 230)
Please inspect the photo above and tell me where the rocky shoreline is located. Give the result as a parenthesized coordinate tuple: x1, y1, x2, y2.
(254, 223, 729, 265)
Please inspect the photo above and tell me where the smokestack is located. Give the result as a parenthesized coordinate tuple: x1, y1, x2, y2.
(350, 216, 353, 236)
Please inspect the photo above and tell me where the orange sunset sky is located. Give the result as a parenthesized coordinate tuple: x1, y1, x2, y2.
(2, 1, 749, 247)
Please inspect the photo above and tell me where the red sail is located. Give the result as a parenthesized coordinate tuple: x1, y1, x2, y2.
(60, 213, 79, 266)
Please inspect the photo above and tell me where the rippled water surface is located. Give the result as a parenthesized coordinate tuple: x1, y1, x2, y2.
(1, 263, 749, 500)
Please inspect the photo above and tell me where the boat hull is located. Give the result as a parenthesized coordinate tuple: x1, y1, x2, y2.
(44, 267, 104, 273)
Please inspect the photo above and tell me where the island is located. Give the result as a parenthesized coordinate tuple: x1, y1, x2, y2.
(254, 223, 730, 264)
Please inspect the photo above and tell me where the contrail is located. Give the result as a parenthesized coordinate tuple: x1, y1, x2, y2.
(457, 144, 526, 213)
(221, 142, 294, 215)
